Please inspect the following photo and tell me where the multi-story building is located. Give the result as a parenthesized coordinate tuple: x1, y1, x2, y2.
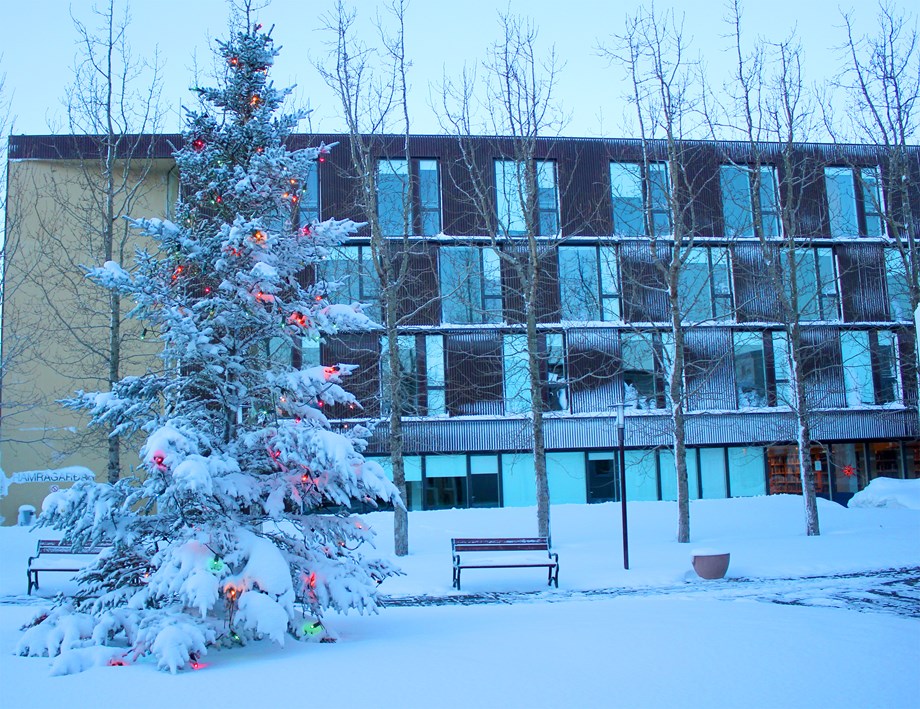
(2, 133, 918, 522)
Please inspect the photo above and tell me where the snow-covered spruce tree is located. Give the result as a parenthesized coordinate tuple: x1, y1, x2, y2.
(18, 21, 401, 674)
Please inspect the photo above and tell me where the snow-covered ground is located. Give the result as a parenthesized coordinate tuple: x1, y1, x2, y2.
(1, 485, 919, 708)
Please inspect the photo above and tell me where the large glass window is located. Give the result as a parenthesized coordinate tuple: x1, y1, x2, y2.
(621, 332, 665, 409)
(378, 158, 411, 237)
(720, 164, 781, 238)
(316, 245, 380, 320)
(610, 161, 671, 236)
(502, 333, 567, 414)
(377, 158, 441, 237)
(783, 247, 839, 321)
(380, 334, 446, 417)
(733, 332, 767, 407)
(825, 165, 885, 237)
(772, 330, 792, 406)
(841, 330, 901, 405)
(495, 159, 558, 236)
(503, 334, 530, 414)
(678, 247, 732, 322)
(439, 246, 502, 324)
(545, 333, 567, 412)
(424, 455, 467, 509)
(558, 245, 620, 321)
(885, 248, 913, 321)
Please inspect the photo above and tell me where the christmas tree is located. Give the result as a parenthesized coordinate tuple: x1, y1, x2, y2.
(19, 15, 400, 674)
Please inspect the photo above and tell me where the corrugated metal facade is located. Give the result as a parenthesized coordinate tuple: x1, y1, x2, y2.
(10, 133, 919, 463)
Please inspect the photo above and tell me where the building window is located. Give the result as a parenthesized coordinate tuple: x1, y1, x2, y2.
(503, 334, 529, 414)
(377, 158, 441, 237)
(380, 334, 446, 417)
(733, 331, 767, 407)
(840, 330, 901, 405)
(299, 161, 320, 225)
(825, 166, 885, 237)
(495, 159, 559, 236)
(439, 246, 502, 324)
(502, 333, 567, 414)
(558, 245, 620, 321)
(610, 161, 671, 236)
(885, 248, 913, 321)
(783, 247, 838, 321)
(424, 454, 467, 509)
(621, 332, 666, 409)
(545, 333, 567, 412)
(678, 247, 733, 322)
(720, 164, 781, 238)
(316, 245, 380, 321)
(772, 330, 792, 406)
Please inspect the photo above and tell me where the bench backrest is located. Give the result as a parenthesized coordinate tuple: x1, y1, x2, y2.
(452, 537, 550, 553)
(36, 539, 112, 555)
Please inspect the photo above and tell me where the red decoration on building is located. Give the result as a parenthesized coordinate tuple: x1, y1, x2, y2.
(842, 464, 856, 477)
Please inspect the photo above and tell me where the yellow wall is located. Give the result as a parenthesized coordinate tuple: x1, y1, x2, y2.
(1, 157, 175, 523)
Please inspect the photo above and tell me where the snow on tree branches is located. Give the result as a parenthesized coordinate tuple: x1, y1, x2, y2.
(22, 17, 400, 674)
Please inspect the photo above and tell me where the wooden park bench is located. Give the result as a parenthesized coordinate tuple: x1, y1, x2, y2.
(27, 539, 112, 595)
(451, 537, 559, 591)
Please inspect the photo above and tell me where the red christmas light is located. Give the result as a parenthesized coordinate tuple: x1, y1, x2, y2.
(228, 56, 240, 67)
(171, 265, 184, 281)
(191, 137, 206, 152)
(288, 312, 307, 328)
(300, 225, 312, 237)
(251, 229, 267, 245)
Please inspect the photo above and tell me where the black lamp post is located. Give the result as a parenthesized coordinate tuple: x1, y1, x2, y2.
(617, 402, 629, 570)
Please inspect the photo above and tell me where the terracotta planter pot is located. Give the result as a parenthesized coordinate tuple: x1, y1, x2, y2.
(692, 552, 730, 580)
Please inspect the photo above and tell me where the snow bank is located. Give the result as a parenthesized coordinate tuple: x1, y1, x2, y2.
(849, 477, 920, 510)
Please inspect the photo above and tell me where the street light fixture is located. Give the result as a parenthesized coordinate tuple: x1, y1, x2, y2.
(616, 401, 629, 570)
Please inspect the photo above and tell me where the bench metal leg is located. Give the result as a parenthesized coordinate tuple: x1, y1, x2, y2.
(27, 570, 37, 595)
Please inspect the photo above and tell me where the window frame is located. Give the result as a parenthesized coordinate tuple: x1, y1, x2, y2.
(825, 165, 886, 238)
(610, 161, 672, 237)
(377, 157, 442, 237)
(558, 244, 621, 322)
(495, 158, 560, 237)
(719, 163, 781, 239)
(439, 245, 503, 325)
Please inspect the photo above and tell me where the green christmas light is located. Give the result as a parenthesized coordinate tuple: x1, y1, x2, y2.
(208, 557, 224, 573)
(303, 620, 324, 637)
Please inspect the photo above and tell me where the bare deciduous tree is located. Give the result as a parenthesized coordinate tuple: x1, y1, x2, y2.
(316, 0, 420, 556)
(440, 11, 566, 539)
(23, 0, 163, 482)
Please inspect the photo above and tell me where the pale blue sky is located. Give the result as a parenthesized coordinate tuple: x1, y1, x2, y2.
(0, 0, 906, 139)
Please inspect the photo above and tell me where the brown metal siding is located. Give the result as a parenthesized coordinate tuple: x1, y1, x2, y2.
(837, 243, 889, 322)
(898, 329, 918, 407)
(732, 243, 783, 323)
(567, 328, 619, 414)
(392, 241, 440, 326)
(620, 241, 670, 323)
(321, 333, 380, 418)
(684, 328, 735, 411)
(444, 332, 504, 416)
(800, 327, 846, 409)
(501, 244, 561, 324)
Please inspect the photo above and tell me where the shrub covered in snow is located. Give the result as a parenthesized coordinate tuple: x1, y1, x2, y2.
(22, 16, 400, 674)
